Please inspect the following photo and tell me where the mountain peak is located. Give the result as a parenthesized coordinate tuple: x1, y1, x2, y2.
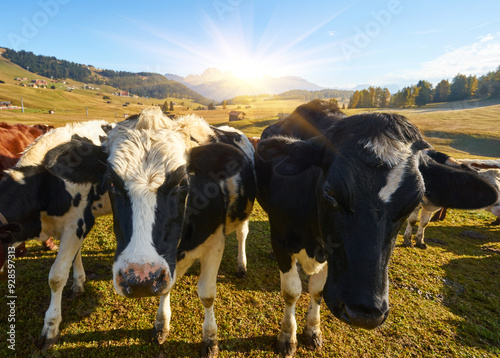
(165, 68, 323, 101)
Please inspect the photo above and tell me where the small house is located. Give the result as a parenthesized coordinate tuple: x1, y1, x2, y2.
(0, 101, 12, 108)
(229, 111, 246, 122)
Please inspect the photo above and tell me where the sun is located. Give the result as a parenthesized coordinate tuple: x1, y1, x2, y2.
(222, 57, 275, 82)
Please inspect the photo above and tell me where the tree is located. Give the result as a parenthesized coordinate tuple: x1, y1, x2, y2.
(327, 97, 340, 111)
(433, 79, 450, 102)
(169, 101, 174, 111)
(222, 100, 227, 109)
(467, 75, 478, 97)
(380, 88, 391, 107)
(208, 102, 215, 110)
(348, 90, 360, 109)
(415, 80, 433, 107)
(162, 100, 169, 113)
(449, 74, 468, 101)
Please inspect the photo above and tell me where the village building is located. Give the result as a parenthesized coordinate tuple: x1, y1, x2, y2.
(229, 111, 246, 121)
(0, 101, 12, 108)
(32, 79, 48, 86)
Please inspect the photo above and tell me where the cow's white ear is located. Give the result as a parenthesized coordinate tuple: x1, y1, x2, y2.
(257, 137, 324, 176)
(188, 142, 245, 180)
(43, 139, 108, 184)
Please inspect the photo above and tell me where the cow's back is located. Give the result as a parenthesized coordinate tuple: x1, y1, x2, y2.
(262, 99, 345, 140)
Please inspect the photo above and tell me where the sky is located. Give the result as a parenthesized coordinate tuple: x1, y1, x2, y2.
(1, 0, 500, 90)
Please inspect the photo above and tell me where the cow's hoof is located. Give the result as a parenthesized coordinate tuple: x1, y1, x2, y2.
(66, 288, 84, 300)
(201, 339, 219, 358)
(277, 338, 297, 358)
(402, 240, 412, 247)
(153, 327, 170, 345)
(235, 268, 247, 279)
(304, 329, 323, 350)
(415, 243, 427, 249)
(38, 333, 60, 351)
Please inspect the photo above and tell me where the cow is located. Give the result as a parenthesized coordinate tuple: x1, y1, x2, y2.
(41, 108, 256, 357)
(0, 120, 114, 350)
(0, 122, 56, 262)
(254, 100, 498, 357)
(404, 151, 500, 248)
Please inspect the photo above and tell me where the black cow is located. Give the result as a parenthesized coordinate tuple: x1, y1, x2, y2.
(43, 108, 256, 357)
(255, 100, 498, 356)
(0, 120, 114, 350)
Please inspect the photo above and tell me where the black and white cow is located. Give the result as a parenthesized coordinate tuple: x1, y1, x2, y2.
(403, 150, 500, 248)
(255, 100, 498, 357)
(44, 108, 255, 357)
(0, 120, 113, 350)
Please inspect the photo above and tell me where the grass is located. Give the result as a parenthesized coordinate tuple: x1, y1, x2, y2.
(0, 204, 499, 357)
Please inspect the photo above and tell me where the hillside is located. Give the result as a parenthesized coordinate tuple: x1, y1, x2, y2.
(1, 48, 213, 105)
(0, 53, 205, 125)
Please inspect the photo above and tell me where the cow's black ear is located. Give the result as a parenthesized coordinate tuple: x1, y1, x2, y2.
(419, 157, 498, 209)
(257, 137, 324, 176)
(188, 142, 246, 180)
(43, 139, 108, 184)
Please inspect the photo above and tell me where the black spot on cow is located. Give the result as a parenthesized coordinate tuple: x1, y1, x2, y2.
(73, 193, 81, 207)
(76, 218, 84, 239)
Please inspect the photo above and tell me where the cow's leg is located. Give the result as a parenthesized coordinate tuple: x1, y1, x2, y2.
(277, 258, 301, 357)
(235, 220, 249, 278)
(198, 228, 225, 358)
(40, 230, 83, 350)
(68, 248, 85, 299)
(403, 206, 421, 247)
(304, 264, 327, 351)
(415, 208, 438, 249)
(153, 292, 171, 344)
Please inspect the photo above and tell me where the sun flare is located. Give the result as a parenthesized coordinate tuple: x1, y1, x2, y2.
(223, 57, 275, 82)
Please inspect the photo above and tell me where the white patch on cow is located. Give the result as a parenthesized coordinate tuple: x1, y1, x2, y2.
(217, 125, 255, 165)
(361, 136, 411, 168)
(477, 168, 500, 216)
(294, 249, 326, 276)
(378, 159, 408, 203)
(17, 120, 112, 168)
(8, 169, 26, 184)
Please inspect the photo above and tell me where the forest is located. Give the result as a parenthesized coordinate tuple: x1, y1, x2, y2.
(348, 66, 500, 108)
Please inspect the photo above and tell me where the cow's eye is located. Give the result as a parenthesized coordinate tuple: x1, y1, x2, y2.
(179, 178, 188, 189)
(324, 186, 339, 209)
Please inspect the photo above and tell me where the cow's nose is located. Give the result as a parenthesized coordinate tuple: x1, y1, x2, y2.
(340, 303, 389, 330)
(117, 264, 169, 298)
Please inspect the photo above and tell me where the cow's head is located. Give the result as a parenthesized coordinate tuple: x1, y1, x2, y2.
(257, 112, 498, 329)
(44, 109, 246, 298)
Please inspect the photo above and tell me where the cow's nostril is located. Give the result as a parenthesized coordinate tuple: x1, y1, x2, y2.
(343, 304, 388, 330)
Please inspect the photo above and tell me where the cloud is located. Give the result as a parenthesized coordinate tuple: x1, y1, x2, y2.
(327, 30, 337, 36)
(380, 32, 500, 84)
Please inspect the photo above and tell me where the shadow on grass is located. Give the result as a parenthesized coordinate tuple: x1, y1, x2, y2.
(441, 254, 500, 350)
(424, 130, 500, 157)
(53, 330, 277, 357)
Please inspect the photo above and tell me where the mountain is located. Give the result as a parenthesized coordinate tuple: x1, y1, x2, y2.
(165, 68, 323, 101)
